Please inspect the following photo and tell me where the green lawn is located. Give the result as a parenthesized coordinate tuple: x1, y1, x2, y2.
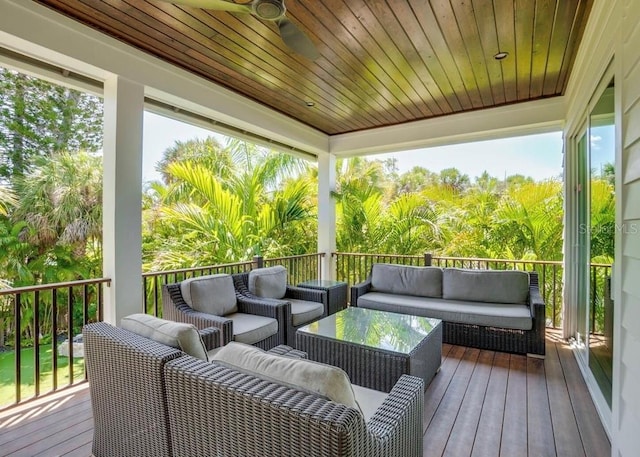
(0, 345, 85, 407)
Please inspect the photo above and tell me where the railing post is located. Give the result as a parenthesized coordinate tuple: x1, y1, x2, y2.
(253, 255, 264, 269)
(424, 253, 432, 266)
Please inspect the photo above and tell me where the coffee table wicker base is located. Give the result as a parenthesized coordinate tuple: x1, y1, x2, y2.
(297, 321, 442, 393)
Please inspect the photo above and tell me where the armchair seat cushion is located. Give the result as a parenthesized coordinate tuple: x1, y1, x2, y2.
(180, 274, 238, 315)
(226, 312, 278, 345)
(352, 385, 388, 422)
(288, 298, 325, 326)
(248, 266, 287, 299)
(211, 342, 361, 413)
(120, 313, 209, 361)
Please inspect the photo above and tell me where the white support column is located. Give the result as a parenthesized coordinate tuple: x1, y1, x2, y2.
(317, 152, 336, 280)
(102, 75, 144, 324)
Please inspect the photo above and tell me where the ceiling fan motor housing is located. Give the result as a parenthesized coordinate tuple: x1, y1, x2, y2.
(253, 0, 286, 20)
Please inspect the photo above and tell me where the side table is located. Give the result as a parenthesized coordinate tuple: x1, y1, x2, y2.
(297, 279, 348, 315)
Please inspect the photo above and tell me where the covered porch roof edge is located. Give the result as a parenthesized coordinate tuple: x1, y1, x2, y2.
(329, 96, 566, 157)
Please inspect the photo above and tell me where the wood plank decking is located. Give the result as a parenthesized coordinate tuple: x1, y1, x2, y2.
(0, 335, 610, 457)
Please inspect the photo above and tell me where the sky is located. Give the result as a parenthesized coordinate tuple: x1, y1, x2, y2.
(142, 111, 565, 184)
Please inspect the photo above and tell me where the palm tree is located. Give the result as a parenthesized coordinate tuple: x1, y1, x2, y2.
(333, 158, 389, 252)
(492, 179, 564, 260)
(13, 151, 102, 260)
(380, 193, 439, 255)
(0, 186, 16, 216)
(144, 138, 313, 270)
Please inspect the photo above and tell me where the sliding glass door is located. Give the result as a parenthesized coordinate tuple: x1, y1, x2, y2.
(587, 82, 615, 407)
(574, 78, 615, 408)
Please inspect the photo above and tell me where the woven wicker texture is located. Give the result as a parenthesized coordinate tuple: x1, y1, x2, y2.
(267, 344, 308, 359)
(352, 270, 545, 356)
(298, 280, 349, 315)
(83, 322, 182, 457)
(164, 356, 424, 457)
(233, 271, 328, 346)
(297, 318, 441, 393)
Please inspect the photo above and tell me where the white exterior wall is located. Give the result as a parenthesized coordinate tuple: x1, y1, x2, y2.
(616, 1, 640, 455)
(564, 1, 640, 455)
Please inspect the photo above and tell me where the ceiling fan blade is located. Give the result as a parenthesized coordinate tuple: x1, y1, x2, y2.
(278, 18, 320, 61)
(159, 0, 251, 14)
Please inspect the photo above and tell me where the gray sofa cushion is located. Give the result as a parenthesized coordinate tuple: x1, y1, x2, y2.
(180, 274, 238, 316)
(442, 268, 529, 304)
(370, 263, 443, 298)
(120, 313, 209, 360)
(288, 298, 325, 326)
(226, 312, 278, 345)
(211, 342, 361, 413)
(248, 266, 287, 299)
(357, 292, 532, 330)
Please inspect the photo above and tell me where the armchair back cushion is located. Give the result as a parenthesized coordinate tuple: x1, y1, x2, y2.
(442, 268, 529, 304)
(211, 342, 361, 413)
(121, 313, 208, 361)
(248, 266, 287, 299)
(180, 274, 238, 315)
(371, 264, 443, 298)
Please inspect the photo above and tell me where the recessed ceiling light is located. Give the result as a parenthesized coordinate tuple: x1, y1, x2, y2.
(494, 52, 509, 61)
(306, 101, 315, 107)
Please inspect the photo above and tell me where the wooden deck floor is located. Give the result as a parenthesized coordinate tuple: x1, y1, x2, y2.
(0, 334, 610, 457)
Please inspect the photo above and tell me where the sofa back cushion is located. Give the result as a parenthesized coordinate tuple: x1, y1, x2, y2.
(442, 268, 529, 304)
(248, 266, 287, 299)
(370, 263, 443, 298)
(180, 274, 237, 316)
(211, 342, 361, 413)
(121, 313, 208, 361)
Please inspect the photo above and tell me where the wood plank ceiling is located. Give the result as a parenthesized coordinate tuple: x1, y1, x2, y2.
(34, 0, 593, 136)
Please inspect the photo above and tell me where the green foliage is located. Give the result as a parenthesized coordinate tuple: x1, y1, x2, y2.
(0, 67, 103, 179)
(0, 58, 613, 353)
(5, 150, 103, 290)
(143, 138, 314, 270)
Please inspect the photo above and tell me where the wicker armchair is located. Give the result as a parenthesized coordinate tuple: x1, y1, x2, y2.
(163, 274, 288, 350)
(233, 267, 328, 346)
(83, 321, 220, 457)
(85, 321, 425, 457)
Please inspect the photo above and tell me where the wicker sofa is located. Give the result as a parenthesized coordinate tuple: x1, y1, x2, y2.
(351, 264, 545, 356)
(84, 321, 425, 457)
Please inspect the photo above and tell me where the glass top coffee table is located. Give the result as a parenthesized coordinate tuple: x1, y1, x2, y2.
(296, 307, 442, 392)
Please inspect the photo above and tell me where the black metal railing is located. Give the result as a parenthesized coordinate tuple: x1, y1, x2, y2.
(263, 252, 325, 285)
(2, 251, 611, 410)
(0, 278, 110, 410)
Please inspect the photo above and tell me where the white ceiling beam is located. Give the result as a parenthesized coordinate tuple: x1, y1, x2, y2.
(329, 97, 566, 157)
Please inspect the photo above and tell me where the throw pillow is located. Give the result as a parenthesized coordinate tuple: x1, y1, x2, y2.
(248, 266, 287, 299)
(121, 313, 208, 361)
(180, 274, 238, 316)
